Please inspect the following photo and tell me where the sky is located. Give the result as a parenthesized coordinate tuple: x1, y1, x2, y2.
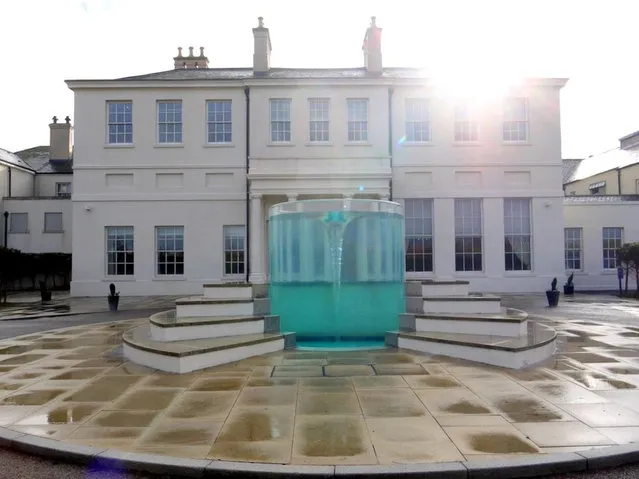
(0, 0, 638, 158)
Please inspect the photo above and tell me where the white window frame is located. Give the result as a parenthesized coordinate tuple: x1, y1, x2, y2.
(223, 225, 246, 277)
(8, 213, 28, 234)
(454, 102, 479, 143)
(564, 227, 583, 271)
(602, 227, 623, 270)
(157, 101, 183, 144)
(206, 100, 233, 144)
(503, 97, 529, 143)
(404, 199, 434, 273)
(454, 199, 483, 272)
(504, 198, 532, 271)
(347, 98, 369, 142)
(55, 182, 72, 197)
(156, 226, 184, 276)
(270, 99, 292, 143)
(106, 101, 133, 144)
(44, 212, 63, 233)
(308, 98, 330, 143)
(105, 226, 134, 276)
(405, 99, 431, 143)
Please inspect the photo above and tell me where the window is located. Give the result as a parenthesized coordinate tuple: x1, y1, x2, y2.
(55, 182, 72, 197)
(503, 97, 528, 142)
(564, 228, 583, 271)
(602, 227, 623, 270)
(106, 226, 134, 276)
(156, 226, 184, 275)
(405, 99, 431, 142)
(157, 101, 182, 144)
(405, 199, 433, 272)
(107, 101, 132, 144)
(454, 103, 479, 142)
(8, 213, 27, 233)
(270, 99, 291, 142)
(504, 198, 532, 271)
(44, 213, 63, 233)
(206, 100, 232, 143)
(224, 226, 245, 276)
(309, 99, 330, 142)
(347, 99, 368, 142)
(455, 199, 482, 271)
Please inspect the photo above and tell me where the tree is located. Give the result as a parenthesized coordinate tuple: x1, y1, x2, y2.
(617, 243, 639, 297)
(0, 247, 22, 303)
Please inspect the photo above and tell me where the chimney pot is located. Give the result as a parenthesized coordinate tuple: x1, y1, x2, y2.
(199, 46, 205, 57)
(189, 46, 194, 56)
(52, 115, 58, 124)
(177, 47, 183, 57)
(258, 16, 264, 28)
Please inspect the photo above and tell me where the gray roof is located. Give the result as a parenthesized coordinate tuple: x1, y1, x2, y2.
(564, 194, 639, 204)
(118, 67, 445, 81)
(0, 147, 34, 172)
(14, 146, 73, 174)
(562, 158, 582, 183)
(563, 148, 639, 184)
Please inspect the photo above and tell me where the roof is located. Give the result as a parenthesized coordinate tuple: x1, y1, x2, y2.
(562, 158, 582, 183)
(117, 67, 435, 81)
(14, 146, 73, 174)
(0, 147, 34, 172)
(563, 148, 639, 184)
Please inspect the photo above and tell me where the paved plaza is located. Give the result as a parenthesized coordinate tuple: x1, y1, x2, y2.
(0, 293, 638, 468)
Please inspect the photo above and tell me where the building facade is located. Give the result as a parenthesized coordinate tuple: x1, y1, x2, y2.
(66, 17, 568, 296)
(1, 118, 73, 254)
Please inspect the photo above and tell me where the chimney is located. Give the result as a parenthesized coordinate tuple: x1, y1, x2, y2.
(252, 16, 272, 74)
(173, 46, 209, 69)
(363, 16, 382, 74)
(49, 115, 72, 160)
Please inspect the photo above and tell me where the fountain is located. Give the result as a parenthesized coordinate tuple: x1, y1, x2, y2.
(268, 199, 405, 349)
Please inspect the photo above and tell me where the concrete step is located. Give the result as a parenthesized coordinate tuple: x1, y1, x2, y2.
(385, 322, 557, 369)
(123, 324, 296, 373)
(418, 280, 470, 297)
(175, 297, 255, 318)
(422, 294, 501, 314)
(202, 282, 253, 300)
(401, 308, 528, 337)
(149, 310, 280, 342)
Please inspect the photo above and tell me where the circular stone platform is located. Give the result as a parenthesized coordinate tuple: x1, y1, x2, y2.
(1, 316, 639, 477)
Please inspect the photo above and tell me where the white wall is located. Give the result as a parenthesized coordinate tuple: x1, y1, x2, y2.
(36, 174, 73, 197)
(4, 198, 72, 253)
(70, 199, 245, 296)
(564, 200, 639, 291)
(8, 168, 35, 197)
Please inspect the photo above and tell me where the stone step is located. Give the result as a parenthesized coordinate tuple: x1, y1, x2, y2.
(149, 310, 280, 342)
(385, 322, 557, 369)
(123, 324, 295, 373)
(202, 282, 253, 300)
(422, 294, 502, 314)
(175, 297, 255, 318)
(402, 308, 528, 337)
(419, 280, 470, 297)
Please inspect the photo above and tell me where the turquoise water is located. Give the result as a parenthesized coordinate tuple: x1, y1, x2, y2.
(269, 207, 405, 347)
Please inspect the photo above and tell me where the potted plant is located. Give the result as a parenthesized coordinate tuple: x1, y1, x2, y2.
(39, 280, 52, 302)
(563, 273, 575, 295)
(108, 283, 120, 312)
(546, 277, 560, 307)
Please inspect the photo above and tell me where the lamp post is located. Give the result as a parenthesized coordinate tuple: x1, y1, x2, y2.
(618, 266, 624, 296)
(2, 211, 8, 247)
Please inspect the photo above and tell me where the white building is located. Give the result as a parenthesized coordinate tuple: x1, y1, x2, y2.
(1, 118, 73, 254)
(64, 17, 570, 296)
(561, 131, 639, 291)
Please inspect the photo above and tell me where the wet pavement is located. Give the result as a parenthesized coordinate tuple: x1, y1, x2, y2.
(0, 293, 637, 470)
(0, 293, 180, 321)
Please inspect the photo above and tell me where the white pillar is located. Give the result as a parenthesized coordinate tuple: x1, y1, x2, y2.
(249, 194, 266, 284)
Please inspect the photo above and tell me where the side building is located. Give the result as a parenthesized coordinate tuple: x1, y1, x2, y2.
(66, 17, 568, 296)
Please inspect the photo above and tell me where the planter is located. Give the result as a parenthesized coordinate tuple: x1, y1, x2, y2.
(108, 295, 119, 312)
(563, 284, 574, 295)
(546, 290, 560, 307)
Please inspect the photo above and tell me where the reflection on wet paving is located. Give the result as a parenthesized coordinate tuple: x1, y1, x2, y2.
(0, 311, 637, 464)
